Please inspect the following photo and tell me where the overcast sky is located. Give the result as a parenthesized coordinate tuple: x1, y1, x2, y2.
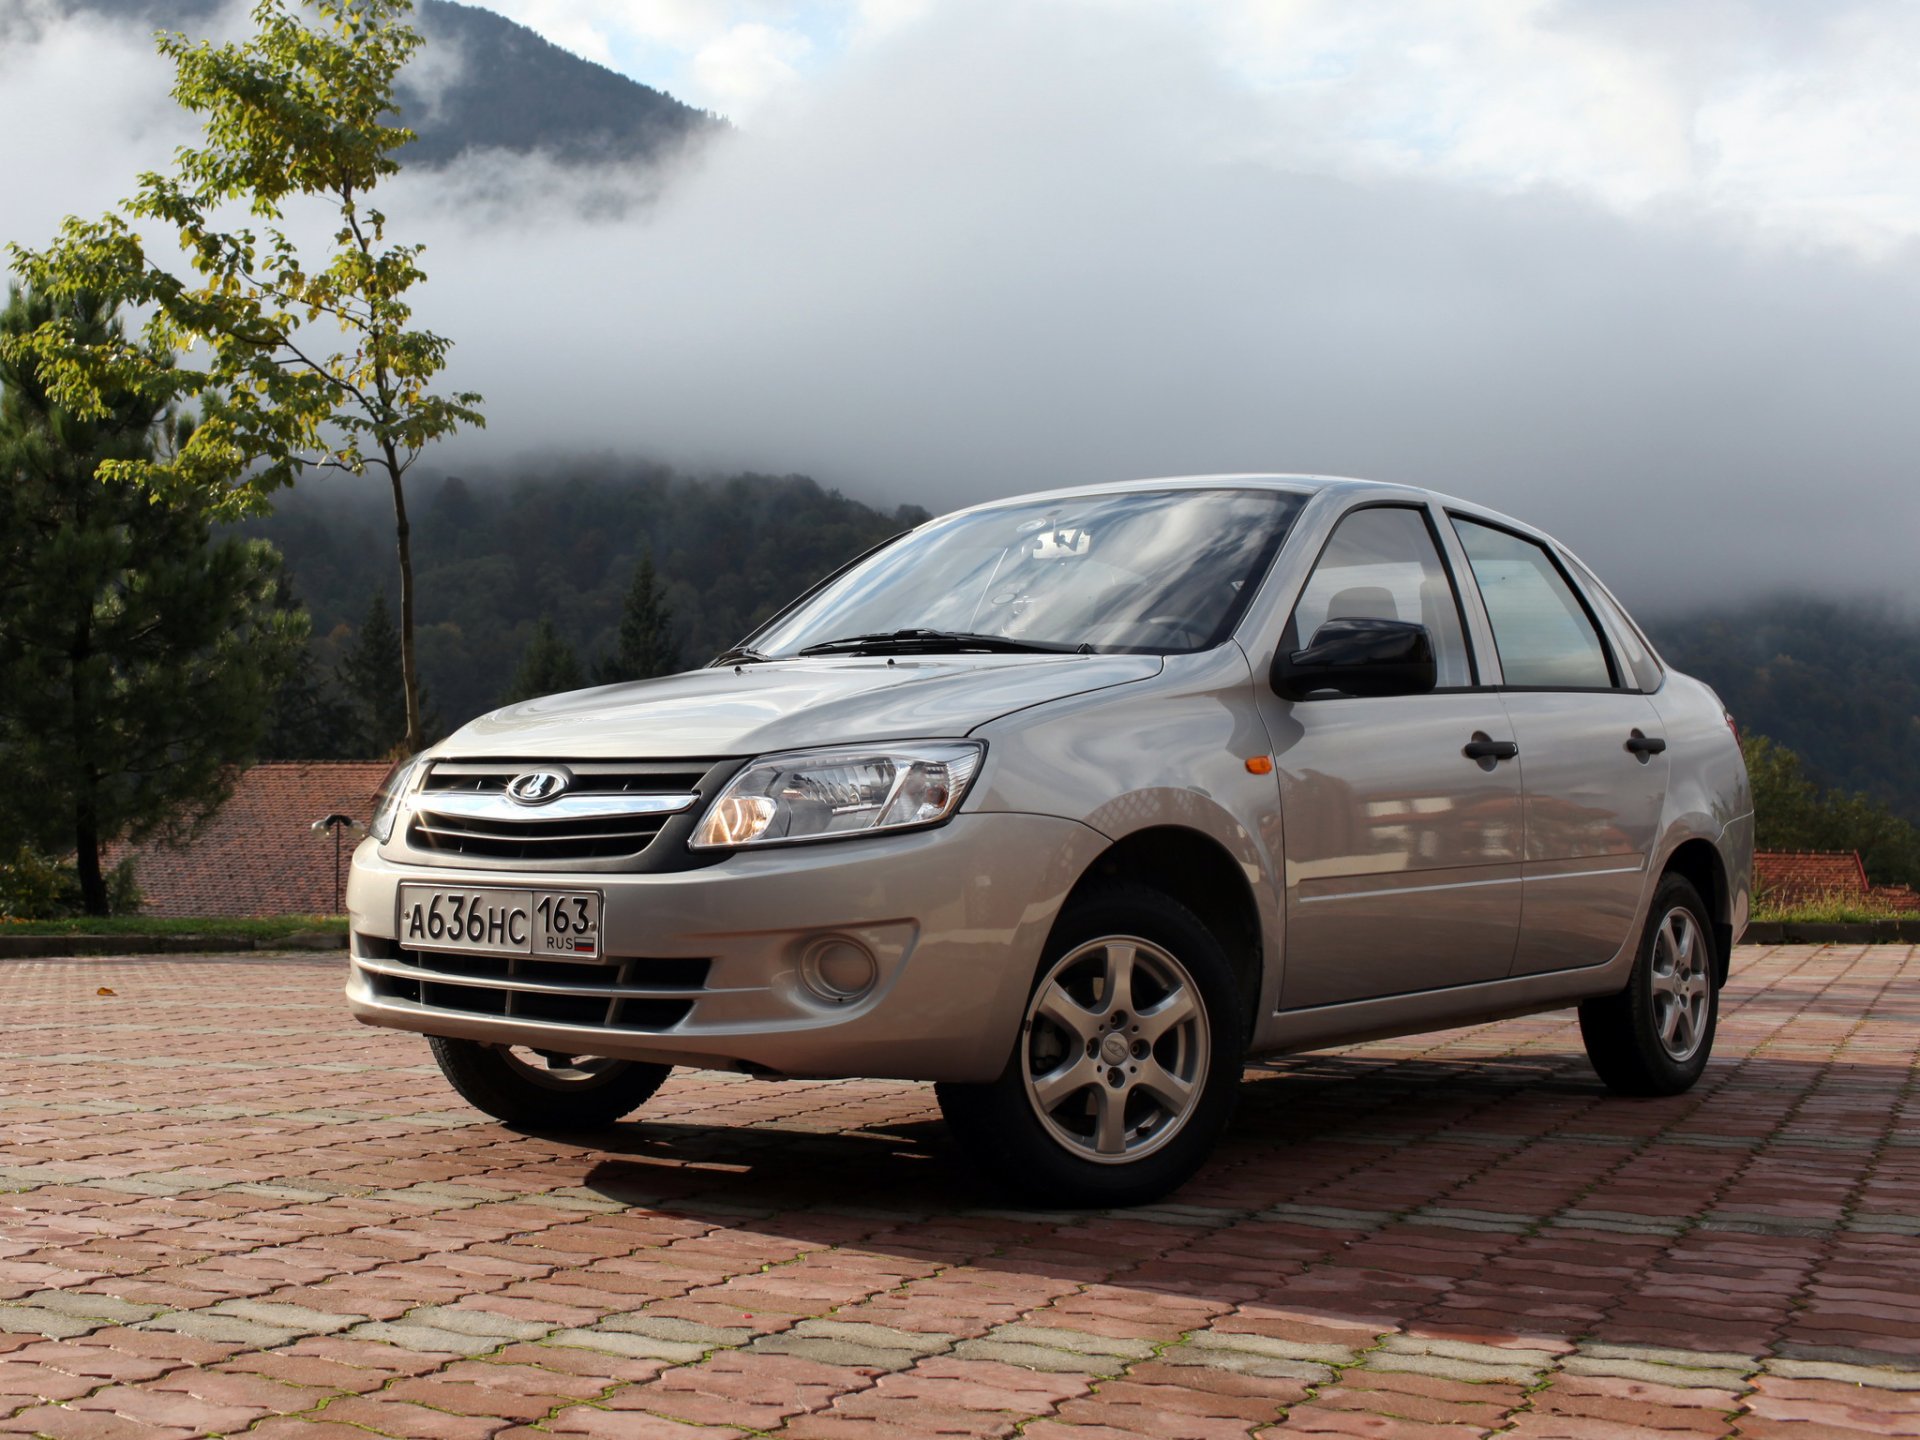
(3, 0, 1918, 612)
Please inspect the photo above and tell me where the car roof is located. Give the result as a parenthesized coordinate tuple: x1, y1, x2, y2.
(940, 473, 1548, 543)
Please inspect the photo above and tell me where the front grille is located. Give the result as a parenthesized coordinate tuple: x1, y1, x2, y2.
(407, 761, 715, 863)
(409, 808, 674, 861)
(358, 935, 707, 1032)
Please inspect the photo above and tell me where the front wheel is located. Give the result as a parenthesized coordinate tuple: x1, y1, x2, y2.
(1578, 873, 1719, 1096)
(428, 1037, 671, 1129)
(937, 887, 1245, 1207)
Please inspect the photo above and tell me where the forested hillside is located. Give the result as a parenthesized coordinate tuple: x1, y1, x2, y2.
(1646, 598, 1920, 823)
(64, 0, 718, 164)
(247, 468, 928, 743)
(249, 469, 1920, 832)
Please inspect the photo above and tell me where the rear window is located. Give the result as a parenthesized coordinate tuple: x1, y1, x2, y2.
(1565, 555, 1664, 692)
(1452, 518, 1616, 690)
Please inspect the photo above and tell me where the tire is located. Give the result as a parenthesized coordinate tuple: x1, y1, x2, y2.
(936, 886, 1246, 1208)
(428, 1037, 671, 1129)
(1578, 873, 1719, 1096)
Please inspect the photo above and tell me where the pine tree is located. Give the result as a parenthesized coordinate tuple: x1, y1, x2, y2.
(0, 288, 302, 913)
(259, 575, 357, 761)
(505, 620, 585, 704)
(599, 552, 680, 683)
(341, 594, 408, 757)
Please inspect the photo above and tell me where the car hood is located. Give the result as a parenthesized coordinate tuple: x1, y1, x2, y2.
(437, 653, 1164, 760)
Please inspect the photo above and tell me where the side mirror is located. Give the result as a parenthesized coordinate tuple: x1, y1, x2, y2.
(1272, 617, 1437, 700)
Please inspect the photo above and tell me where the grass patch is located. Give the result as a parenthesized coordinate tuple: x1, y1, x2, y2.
(0, 914, 345, 938)
(1752, 897, 1911, 923)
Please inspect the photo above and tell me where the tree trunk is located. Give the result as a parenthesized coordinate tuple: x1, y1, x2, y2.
(74, 793, 107, 917)
(70, 638, 106, 916)
(385, 454, 424, 755)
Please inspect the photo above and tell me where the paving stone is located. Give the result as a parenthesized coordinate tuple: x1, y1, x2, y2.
(4, 944, 1917, 1439)
(1378, 1335, 1560, 1370)
(403, 1306, 554, 1341)
(19, 1293, 163, 1326)
(344, 1321, 502, 1355)
(207, 1300, 364, 1335)
(547, 1327, 709, 1362)
(950, 1337, 1123, 1374)
(595, 1314, 757, 1348)
(1365, 1348, 1544, 1384)
(1764, 1358, 1920, 1391)
(1184, 1330, 1359, 1366)
(751, 1319, 956, 1369)
(139, 1311, 302, 1347)
(984, 1323, 1159, 1360)
(0, 1306, 99, 1339)
(1559, 1354, 1754, 1389)
(1158, 1345, 1336, 1383)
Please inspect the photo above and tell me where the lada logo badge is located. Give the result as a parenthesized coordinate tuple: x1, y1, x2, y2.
(505, 769, 571, 805)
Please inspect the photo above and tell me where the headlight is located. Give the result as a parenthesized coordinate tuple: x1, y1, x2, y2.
(369, 755, 424, 843)
(692, 742, 984, 850)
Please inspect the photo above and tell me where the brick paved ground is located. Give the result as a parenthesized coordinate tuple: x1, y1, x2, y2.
(2, 944, 1917, 1439)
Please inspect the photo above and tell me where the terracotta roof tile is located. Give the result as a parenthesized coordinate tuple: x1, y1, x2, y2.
(1753, 849, 1870, 905)
(111, 762, 393, 918)
(1870, 884, 1920, 912)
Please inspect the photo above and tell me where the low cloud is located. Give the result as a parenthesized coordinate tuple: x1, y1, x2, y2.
(5, 0, 1919, 615)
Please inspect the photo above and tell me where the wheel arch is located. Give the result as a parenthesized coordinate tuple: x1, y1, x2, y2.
(1067, 825, 1265, 1042)
(1661, 836, 1732, 985)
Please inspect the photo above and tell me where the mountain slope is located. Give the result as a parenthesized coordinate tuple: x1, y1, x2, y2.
(1646, 598, 1920, 822)
(64, 0, 717, 165)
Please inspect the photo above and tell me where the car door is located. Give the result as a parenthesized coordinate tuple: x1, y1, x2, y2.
(1254, 503, 1526, 1011)
(1446, 516, 1670, 976)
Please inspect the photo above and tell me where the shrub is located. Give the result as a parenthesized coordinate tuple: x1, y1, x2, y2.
(0, 847, 141, 920)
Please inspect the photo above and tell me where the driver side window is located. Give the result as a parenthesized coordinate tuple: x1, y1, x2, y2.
(1289, 506, 1475, 688)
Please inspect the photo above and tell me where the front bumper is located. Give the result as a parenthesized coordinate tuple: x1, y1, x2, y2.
(345, 811, 1106, 1084)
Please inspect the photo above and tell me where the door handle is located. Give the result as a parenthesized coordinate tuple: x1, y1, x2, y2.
(1463, 738, 1519, 761)
(1625, 732, 1667, 756)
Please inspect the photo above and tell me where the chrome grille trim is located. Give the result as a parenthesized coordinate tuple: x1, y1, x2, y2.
(423, 760, 712, 794)
(357, 951, 708, 1001)
(402, 758, 729, 866)
(414, 792, 697, 823)
(412, 821, 666, 846)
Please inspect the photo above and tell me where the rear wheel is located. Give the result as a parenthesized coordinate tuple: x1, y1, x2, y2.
(937, 887, 1245, 1207)
(428, 1037, 670, 1128)
(1579, 873, 1718, 1096)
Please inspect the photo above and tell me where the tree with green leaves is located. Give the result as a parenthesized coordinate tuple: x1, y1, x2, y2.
(1744, 734, 1920, 888)
(5, 0, 481, 756)
(505, 619, 585, 704)
(598, 552, 679, 683)
(0, 288, 303, 914)
(260, 576, 359, 761)
(340, 592, 408, 756)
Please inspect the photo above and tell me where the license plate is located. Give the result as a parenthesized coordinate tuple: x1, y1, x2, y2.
(397, 885, 602, 960)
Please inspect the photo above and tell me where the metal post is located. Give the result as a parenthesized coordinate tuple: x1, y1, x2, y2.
(311, 814, 365, 917)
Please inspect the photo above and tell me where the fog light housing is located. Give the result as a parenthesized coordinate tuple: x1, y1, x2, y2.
(799, 935, 878, 1003)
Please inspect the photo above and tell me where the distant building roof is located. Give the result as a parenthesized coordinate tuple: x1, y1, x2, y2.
(1753, 850, 1870, 906)
(112, 762, 392, 918)
(1870, 884, 1920, 913)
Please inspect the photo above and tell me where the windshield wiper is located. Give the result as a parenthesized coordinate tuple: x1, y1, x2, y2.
(796, 629, 1090, 657)
(711, 645, 773, 666)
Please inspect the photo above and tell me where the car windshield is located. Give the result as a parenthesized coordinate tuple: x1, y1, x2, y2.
(750, 487, 1308, 657)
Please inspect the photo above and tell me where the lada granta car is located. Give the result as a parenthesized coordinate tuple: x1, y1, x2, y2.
(346, 476, 1753, 1206)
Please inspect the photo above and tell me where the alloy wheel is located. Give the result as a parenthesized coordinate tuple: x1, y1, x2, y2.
(1649, 907, 1710, 1062)
(1020, 935, 1209, 1164)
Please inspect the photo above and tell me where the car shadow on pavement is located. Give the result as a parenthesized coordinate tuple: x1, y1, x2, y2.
(559, 1048, 1620, 1216)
